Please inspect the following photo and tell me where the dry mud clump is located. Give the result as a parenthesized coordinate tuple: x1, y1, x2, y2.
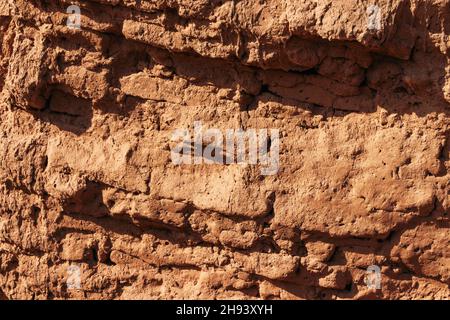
(0, 0, 449, 300)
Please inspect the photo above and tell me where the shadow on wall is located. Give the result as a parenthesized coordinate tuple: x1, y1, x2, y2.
(0, 288, 7, 300)
(29, 89, 93, 136)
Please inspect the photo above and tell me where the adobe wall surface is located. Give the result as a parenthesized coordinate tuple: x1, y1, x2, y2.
(0, 0, 449, 299)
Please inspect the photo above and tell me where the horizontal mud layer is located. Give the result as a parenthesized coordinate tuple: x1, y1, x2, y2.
(0, 0, 449, 299)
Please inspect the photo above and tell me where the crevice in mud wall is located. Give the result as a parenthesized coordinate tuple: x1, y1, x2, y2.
(0, 0, 449, 299)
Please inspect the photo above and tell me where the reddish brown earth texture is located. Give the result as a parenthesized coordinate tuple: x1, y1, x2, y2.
(0, 0, 449, 300)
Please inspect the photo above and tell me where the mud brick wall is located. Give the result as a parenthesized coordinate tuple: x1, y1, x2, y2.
(0, 0, 449, 299)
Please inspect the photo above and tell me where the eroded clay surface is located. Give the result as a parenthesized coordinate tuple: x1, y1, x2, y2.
(0, 0, 449, 299)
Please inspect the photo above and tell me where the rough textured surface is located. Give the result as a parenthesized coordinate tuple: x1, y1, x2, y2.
(0, 0, 449, 300)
